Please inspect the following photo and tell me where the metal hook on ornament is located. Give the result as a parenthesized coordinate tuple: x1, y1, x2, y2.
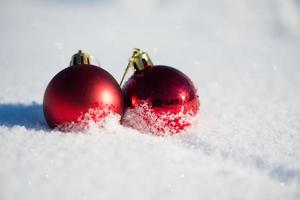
(120, 48, 154, 86)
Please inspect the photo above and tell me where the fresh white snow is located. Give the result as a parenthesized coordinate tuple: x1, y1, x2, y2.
(0, 0, 300, 199)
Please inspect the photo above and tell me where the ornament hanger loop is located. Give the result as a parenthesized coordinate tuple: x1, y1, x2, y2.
(120, 48, 154, 86)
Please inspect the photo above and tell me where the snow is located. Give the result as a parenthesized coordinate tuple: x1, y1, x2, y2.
(0, 0, 300, 199)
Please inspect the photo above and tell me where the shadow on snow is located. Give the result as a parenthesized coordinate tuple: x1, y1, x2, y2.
(0, 103, 47, 130)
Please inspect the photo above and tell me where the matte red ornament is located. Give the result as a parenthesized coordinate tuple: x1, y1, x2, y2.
(43, 50, 124, 130)
(120, 49, 199, 135)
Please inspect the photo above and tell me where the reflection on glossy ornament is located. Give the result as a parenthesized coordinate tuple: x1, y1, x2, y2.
(43, 50, 124, 131)
(121, 48, 199, 135)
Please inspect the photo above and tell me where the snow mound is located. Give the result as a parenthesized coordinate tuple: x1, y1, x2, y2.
(122, 101, 198, 135)
(56, 107, 122, 133)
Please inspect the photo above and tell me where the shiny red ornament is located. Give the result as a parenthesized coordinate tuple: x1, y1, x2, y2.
(43, 50, 124, 130)
(121, 49, 199, 135)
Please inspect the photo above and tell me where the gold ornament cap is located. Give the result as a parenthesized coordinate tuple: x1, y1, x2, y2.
(129, 48, 153, 71)
(120, 48, 154, 86)
(70, 50, 94, 66)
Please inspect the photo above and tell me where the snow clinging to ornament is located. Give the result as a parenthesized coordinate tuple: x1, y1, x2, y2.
(121, 48, 200, 135)
(43, 50, 124, 131)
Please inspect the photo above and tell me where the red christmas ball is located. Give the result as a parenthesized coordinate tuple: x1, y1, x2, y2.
(121, 49, 199, 135)
(43, 51, 124, 130)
